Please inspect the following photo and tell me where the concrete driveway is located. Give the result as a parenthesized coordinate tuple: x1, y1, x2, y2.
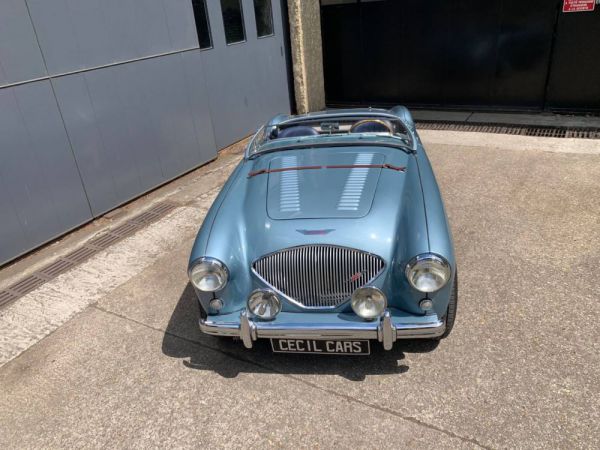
(1, 131, 599, 449)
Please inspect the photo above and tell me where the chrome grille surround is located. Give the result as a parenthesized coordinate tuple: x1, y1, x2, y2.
(252, 245, 386, 309)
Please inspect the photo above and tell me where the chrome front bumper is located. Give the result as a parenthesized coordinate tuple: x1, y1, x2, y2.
(199, 309, 445, 350)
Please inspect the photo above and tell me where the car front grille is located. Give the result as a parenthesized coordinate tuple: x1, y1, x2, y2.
(252, 245, 385, 308)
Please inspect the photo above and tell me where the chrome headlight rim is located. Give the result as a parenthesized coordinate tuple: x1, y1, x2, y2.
(405, 253, 451, 293)
(247, 289, 282, 321)
(188, 257, 229, 292)
(351, 286, 387, 320)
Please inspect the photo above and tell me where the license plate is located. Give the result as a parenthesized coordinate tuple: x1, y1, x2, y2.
(270, 338, 370, 355)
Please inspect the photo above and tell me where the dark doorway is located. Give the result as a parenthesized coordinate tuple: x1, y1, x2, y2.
(320, 0, 600, 113)
(546, 7, 600, 112)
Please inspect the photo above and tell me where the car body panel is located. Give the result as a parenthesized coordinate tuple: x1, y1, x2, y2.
(266, 152, 385, 220)
(191, 144, 431, 314)
(189, 106, 456, 347)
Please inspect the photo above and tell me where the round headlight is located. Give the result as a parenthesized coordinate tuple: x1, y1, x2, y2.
(248, 290, 281, 320)
(351, 287, 387, 320)
(405, 254, 451, 293)
(189, 258, 228, 292)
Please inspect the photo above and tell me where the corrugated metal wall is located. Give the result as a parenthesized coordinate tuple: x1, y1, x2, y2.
(0, 0, 291, 265)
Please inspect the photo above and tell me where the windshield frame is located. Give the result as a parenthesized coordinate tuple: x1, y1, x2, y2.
(246, 111, 416, 158)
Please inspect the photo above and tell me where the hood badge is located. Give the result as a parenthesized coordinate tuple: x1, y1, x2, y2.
(296, 229, 335, 236)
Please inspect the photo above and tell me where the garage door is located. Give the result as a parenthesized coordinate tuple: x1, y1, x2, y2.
(320, 0, 600, 112)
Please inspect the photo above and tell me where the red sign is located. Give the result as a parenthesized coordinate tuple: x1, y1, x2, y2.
(563, 0, 595, 12)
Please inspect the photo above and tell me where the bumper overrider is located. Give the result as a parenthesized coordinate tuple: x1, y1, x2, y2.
(199, 309, 445, 350)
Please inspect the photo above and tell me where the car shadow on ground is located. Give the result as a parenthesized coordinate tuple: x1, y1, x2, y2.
(162, 284, 439, 381)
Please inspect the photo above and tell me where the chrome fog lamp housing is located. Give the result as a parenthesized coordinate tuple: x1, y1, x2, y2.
(405, 254, 451, 293)
(248, 290, 281, 320)
(189, 257, 229, 292)
(419, 298, 433, 311)
(209, 298, 224, 312)
(351, 287, 387, 320)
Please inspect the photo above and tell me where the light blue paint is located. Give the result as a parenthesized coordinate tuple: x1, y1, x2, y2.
(189, 107, 456, 322)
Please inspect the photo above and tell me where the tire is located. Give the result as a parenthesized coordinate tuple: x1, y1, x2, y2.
(437, 273, 458, 340)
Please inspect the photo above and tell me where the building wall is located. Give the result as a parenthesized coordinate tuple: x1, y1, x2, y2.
(287, 0, 325, 114)
(0, 0, 291, 265)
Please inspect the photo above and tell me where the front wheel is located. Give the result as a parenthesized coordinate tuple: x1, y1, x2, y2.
(436, 273, 458, 340)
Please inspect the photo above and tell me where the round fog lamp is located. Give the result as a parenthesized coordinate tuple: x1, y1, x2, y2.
(351, 287, 387, 320)
(419, 299, 433, 311)
(248, 290, 281, 320)
(209, 298, 224, 312)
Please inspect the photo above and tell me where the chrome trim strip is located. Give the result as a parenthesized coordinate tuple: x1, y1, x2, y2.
(199, 310, 445, 350)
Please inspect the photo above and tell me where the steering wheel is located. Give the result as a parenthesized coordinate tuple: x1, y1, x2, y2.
(350, 119, 393, 134)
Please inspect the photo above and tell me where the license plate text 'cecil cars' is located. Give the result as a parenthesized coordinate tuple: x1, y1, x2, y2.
(270, 339, 370, 355)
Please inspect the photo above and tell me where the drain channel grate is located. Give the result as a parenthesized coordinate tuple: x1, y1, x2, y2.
(88, 233, 122, 249)
(415, 121, 600, 140)
(0, 290, 17, 308)
(111, 222, 140, 237)
(524, 127, 567, 138)
(129, 210, 159, 225)
(148, 202, 177, 216)
(8, 275, 47, 296)
(566, 129, 600, 139)
(129, 203, 177, 225)
(39, 259, 75, 278)
(63, 246, 98, 264)
(0, 201, 179, 310)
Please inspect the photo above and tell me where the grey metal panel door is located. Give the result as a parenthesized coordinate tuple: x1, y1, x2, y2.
(0, 0, 291, 266)
(0, 0, 47, 86)
(202, 0, 291, 148)
(249, 0, 292, 128)
(0, 81, 92, 265)
(53, 52, 217, 216)
(26, 0, 198, 75)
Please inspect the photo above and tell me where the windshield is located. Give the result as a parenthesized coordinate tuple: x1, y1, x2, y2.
(248, 114, 414, 157)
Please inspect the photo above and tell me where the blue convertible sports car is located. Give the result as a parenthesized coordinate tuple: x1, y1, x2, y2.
(188, 107, 457, 355)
